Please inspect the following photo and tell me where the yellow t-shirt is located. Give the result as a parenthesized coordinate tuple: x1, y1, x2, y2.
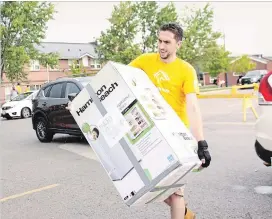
(16, 85, 22, 94)
(129, 53, 198, 127)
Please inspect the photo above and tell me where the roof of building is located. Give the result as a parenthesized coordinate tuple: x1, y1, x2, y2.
(230, 54, 272, 64)
(264, 56, 272, 61)
(34, 42, 99, 59)
(249, 55, 269, 64)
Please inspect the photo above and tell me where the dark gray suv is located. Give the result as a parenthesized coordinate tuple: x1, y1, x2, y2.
(32, 77, 92, 142)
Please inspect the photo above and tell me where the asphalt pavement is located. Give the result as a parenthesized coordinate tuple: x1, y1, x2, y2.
(1, 94, 272, 219)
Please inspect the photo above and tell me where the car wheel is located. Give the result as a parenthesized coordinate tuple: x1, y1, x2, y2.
(255, 140, 272, 165)
(21, 107, 31, 118)
(35, 117, 54, 142)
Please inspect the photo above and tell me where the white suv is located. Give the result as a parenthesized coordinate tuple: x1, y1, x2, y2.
(255, 71, 272, 166)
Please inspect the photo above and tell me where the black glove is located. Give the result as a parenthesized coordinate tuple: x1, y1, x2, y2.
(197, 140, 211, 168)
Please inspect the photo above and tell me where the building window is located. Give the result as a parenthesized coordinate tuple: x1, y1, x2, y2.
(30, 84, 42, 90)
(30, 60, 40, 71)
(90, 59, 101, 69)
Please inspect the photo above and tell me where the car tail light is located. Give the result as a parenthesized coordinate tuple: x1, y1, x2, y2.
(258, 72, 272, 105)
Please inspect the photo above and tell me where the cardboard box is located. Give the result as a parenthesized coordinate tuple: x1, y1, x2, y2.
(69, 61, 202, 206)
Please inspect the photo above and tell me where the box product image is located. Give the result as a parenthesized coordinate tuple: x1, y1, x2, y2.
(69, 61, 201, 206)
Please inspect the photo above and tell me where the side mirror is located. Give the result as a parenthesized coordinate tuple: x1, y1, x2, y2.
(68, 93, 78, 102)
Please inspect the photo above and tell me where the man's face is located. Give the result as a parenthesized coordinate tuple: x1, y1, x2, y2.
(92, 131, 98, 140)
(158, 30, 181, 60)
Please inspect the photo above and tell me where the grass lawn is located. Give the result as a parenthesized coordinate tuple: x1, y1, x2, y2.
(199, 85, 232, 92)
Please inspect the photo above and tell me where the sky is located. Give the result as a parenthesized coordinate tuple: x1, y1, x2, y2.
(44, 1, 272, 57)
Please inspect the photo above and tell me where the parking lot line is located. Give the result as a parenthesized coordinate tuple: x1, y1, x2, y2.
(0, 184, 60, 203)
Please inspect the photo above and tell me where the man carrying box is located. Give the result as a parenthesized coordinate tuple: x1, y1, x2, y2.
(129, 22, 211, 219)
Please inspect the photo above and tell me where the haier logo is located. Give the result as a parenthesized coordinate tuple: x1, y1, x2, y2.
(76, 82, 119, 116)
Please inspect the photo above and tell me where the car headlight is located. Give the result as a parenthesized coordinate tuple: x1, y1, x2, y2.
(2, 106, 13, 110)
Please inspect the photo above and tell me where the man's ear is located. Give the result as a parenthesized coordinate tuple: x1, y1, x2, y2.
(177, 40, 182, 49)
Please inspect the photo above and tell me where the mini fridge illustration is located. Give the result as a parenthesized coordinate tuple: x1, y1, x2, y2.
(122, 100, 154, 145)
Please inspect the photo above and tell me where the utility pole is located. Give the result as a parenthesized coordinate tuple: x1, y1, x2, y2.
(47, 64, 49, 82)
(222, 31, 228, 87)
(223, 32, 226, 50)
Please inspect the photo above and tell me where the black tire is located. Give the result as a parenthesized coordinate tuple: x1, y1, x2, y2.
(21, 107, 31, 118)
(35, 116, 54, 142)
(255, 140, 272, 165)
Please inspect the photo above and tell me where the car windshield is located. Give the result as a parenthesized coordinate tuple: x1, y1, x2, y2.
(11, 92, 33, 101)
(245, 70, 261, 77)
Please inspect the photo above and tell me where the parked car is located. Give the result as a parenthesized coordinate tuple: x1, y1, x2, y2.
(32, 77, 93, 142)
(240, 70, 268, 85)
(254, 71, 272, 166)
(1, 91, 38, 120)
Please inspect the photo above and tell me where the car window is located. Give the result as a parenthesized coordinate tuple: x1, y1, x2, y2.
(44, 86, 51, 97)
(37, 86, 51, 98)
(26, 91, 38, 100)
(245, 70, 260, 77)
(65, 82, 80, 97)
(10, 92, 32, 101)
(49, 83, 64, 98)
(26, 93, 33, 100)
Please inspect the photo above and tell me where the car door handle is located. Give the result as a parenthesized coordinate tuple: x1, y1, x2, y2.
(42, 102, 47, 106)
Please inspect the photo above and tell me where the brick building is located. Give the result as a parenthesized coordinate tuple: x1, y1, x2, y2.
(203, 55, 272, 86)
(0, 42, 102, 103)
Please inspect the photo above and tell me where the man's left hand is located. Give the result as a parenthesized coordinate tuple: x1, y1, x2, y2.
(197, 140, 211, 168)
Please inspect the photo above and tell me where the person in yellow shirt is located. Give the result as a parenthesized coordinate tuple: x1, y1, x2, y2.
(25, 85, 30, 92)
(16, 82, 22, 94)
(129, 22, 211, 219)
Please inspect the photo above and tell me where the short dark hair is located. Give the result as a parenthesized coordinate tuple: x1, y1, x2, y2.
(159, 22, 183, 42)
(92, 127, 99, 135)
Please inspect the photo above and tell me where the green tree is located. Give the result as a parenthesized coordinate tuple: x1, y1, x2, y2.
(202, 46, 231, 77)
(151, 2, 179, 52)
(96, 2, 141, 64)
(96, 2, 179, 64)
(178, 4, 224, 70)
(66, 60, 87, 76)
(0, 1, 59, 82)
(96, 2, 231, 72)
(38, 52, 60, 70)
(3, 46, 30, 82)
(230, 55, 256, 74)
(135, 1, 159, 53)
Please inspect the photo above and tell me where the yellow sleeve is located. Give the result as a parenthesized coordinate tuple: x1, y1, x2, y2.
(183, 65, 199, 95)
(128, 54, 147, 70)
